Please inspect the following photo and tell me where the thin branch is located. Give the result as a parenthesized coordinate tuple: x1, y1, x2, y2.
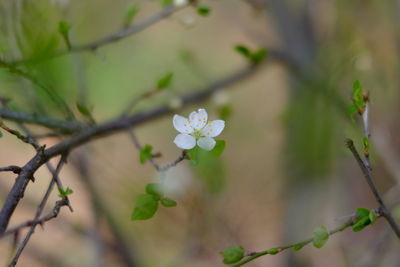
(9, 153, 68, 266)
(346, 139, 400, 239)
(0, 123, 39, 150)
(3, 198, 68, 237)
(232, 216, 360, 266)
(0, 107, 87, 134)
(0, 166, 21, 174)
(127, 130, 161, 171)
(11, 5, 186, 65)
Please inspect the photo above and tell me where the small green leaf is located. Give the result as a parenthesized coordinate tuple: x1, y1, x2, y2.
(356, 207, 370, 217)
(363, 137, 370, 150)
(292, 244, 303, 251)
(140, 144, 153, 164)
(351, 80, 365, 110)
(0, 130, 2, 137)
(157, 72, 174, 90)
(267, 248, 279, 255)
(218, 105, 232, 121)
(352, 216, 370, 232)
(76, 102, 92, 117)
(123, 3, 140, 27)
(250, 49, 267, 64)
(220, 245, 245, 264)
(211, 140, 226, 157)
(348, 103, 358, 120)
(58, 187, 73, 197)
(352, 207, 373, 232)
(58, 20, 71, 35)
(312, 226, 329, 248)
(197, 6, 211, 16)
(131, 194, 159, 220)
(234, 45, 251, 58)
(160, 197, 177, 207)
(145, 183, 163, 198)
(369, 210, 377, 224)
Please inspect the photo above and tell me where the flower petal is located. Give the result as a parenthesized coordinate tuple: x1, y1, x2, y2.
(188, 109, 208, 130)
(201, 120, 225, 137)
(173, 115, 193, 134)
(174, 134, 196, 150)
(197, 137, 216, 151)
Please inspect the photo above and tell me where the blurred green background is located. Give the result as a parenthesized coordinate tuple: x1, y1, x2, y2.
(0, 0, 400, 266)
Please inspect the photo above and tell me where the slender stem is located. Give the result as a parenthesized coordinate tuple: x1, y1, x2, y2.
(346, 139, 400, 239)
(232, 219, 355, 266)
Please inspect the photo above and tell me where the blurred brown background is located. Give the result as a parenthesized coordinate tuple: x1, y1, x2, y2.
(0, 0, 400, 266)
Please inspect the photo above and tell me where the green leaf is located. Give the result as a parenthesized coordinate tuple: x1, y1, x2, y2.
(250, 49, 267, 64)
(351, 80, 365, 109)
(76, 102, 92, 117)
(234, 45, 251, 58)
(145, 183, 163, 198)
(352, 207, 374, 232)
(211, 140, 226, 157)
(197, 6, 211, 16)
(356, 207, 370, 217)
(348, 103, 358, 120)
(220, 245, 245, 264)
(292, 244, 303, 251)
(312, 226, 329, 248)
(267, 248, 279, 255)
(124, 3, 140, 27)
(140, 144, 153, 164)
(157, 72, 174, 90)
(369, 210, 377, 224)
(363, 137, 370, 150)
(58, 187, 73, 197)
(0, 130, 2, 138)
(160, 197, 177, 207)
(131, 194, 159, 220)
(352, 216, 370, 232)
(218, 105, 232, 121)
(58, 20, 71, 35)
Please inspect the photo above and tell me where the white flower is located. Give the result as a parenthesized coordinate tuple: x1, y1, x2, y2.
(174, 0, 188, 7)
(173, 108, 225, 151)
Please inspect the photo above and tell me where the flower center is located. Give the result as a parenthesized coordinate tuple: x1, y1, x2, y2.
(191, 129, 204, 139)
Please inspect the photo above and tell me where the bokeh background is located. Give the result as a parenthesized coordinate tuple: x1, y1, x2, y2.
(0, 0, 400, 266)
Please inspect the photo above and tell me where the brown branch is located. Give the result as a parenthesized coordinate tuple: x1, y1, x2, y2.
(3, 198, 68, 237)
(8, 153, 68, 266)
(0, 107, 87, 134)
(346, 139, 400, 239)
(0, 166, 21, 174)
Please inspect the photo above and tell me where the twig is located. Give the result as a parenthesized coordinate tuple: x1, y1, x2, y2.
(8, 153, 68, 266)
(346, 139, 400, 239)
(10, 5, 185, 65)
(232, 216, 358, 266)
(3, 198, 68, 237)
(0, 123, 39, 150)
(0, 166, 21, 174)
